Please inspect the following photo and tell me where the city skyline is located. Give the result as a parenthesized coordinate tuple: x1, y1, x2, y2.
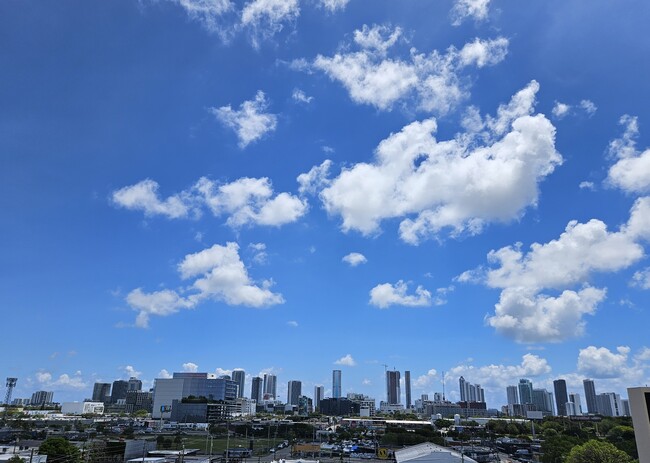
(2, 1, 650, 409)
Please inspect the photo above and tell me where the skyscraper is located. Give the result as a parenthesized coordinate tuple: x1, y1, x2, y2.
(128, 377, 142, 392)
(92, 383, 111, 403)
(386, 370, 401, 405)
(459, 376, 467, 401)
(583, 379, 598, 414)
(553, 379, 568, 416)
(332, 370, 342, 399)
(31, 391, 53, 406)
(232, 370, 245, 398)
(314, 385, 324, 412)
(506, 385, 519, 405)
(263, 374, 277, 399)
(288, 380, 302, 406)
(251, 377, 263, 402)
(404, 371, 412, 409)
(111, 380, 129, 403)
(569, 393, 583, 415)
(518, 379, 533, 405)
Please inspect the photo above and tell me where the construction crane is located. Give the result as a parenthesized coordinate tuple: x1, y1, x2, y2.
(4, 378, 17, 406)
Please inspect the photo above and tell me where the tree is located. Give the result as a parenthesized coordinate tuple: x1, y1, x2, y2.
(565, 439, 634, 463)
(8, 456, 24, 463)
(39, 437, 82, 463)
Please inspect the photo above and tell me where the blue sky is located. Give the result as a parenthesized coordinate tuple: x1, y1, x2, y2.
(2, 0, 650, 410)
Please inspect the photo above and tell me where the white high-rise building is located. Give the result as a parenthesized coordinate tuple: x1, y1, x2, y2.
(263, 374, 277, 400)
(507, 385, 519, 405)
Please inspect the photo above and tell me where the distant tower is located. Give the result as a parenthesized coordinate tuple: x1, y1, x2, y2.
(314, 386, 324, 412)
(386, 370, 401, 405)
(332, 370, 342, 398)
(232, 370, 246, 398)
(583, 379, 598, 414)
(287, 381, 302, 406)
(4, 378, 17, 405)
(263, 374, 277, 400)
(518, 379, 533, 405)
(404, 371, 412, 409)
(553, 379, 568, 416)
(506, 385, 519, 405)
(459, 376, 467, 401)
(251, 377, 263, 402)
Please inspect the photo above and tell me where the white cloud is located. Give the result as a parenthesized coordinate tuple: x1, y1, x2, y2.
(450, 0, 491, 26)
(113, 176, 307, 228)
(183, 362, 199, 372)
(458, 37, 509, 68)
(126, 242, 284, 327)
(552, 101, 571, 119)
(158, 369, 173, 379)
(173, 0, 234, 38)
(241, 0, 299, 47)
(342, 252, 367, 266)
(127, 288, 193, 329)
(249, 242, 268, 264)
(287, 320, 298, 327)
(413, 369, 438, 388)
(36, 371, 87, 390)
(579, 181, 595, 190)
(334, 354, 357, 366)
(448, 354, 551, 390)
(362, 378, 371, 385)
(353, 24, 403, 56)
(319, 0, 350, 12)
(112, 179, 193, 219)
(211, 91, 277, 148)
(318, 81, 560, 243)
(122, 365, 142, 378)
(215, 367, 232, 377)
(297, 160, 332, 195)
(579, 99, 597, 116)
(36, 372, 52, 383)
(196, 177, 308, 227)
(292, 88, 313, 104)
(607, 115, 650, 194)
(578, 346, 630, 378)
(309, 24, 508, 113)
(632, 267, 650, 289)
(477, 197, 650, 342)
(369, 280, 432, 308)
(433, 286, 454, 306)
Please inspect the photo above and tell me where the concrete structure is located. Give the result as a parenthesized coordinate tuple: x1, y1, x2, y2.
(405, 371, 412, 409)
(320, 397, 359, 416)
(347, 393, 376, 416)
(92, 382, 111, 402)
(128, 377, 143, 392)
(386, 370, 400, 405)
(628, 387, 650, 463)
(506, 385, 519, 405)
(395, 442, 478, 463)
(232, 370, 245, 398)
(251, 377, 262, 403)
(62, 401, 105, 415)
(532, 388, 554, 415)
(518, 379, 533, 405)
(332, 370, 342, 399)
(553, 379, 568, 416)
(263, 374, 277, 400)
(459, 377, 484, 403)
(288, 380, 301, 406)
(583, 379, 598, 414)
(31, 390, 53, 406)
(314, 385, 324, 412)
(569, 393, 583, 415)
(111, 380, 129, 404)
(125, 390, 153, 413)
(597, 392, 623, 417)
